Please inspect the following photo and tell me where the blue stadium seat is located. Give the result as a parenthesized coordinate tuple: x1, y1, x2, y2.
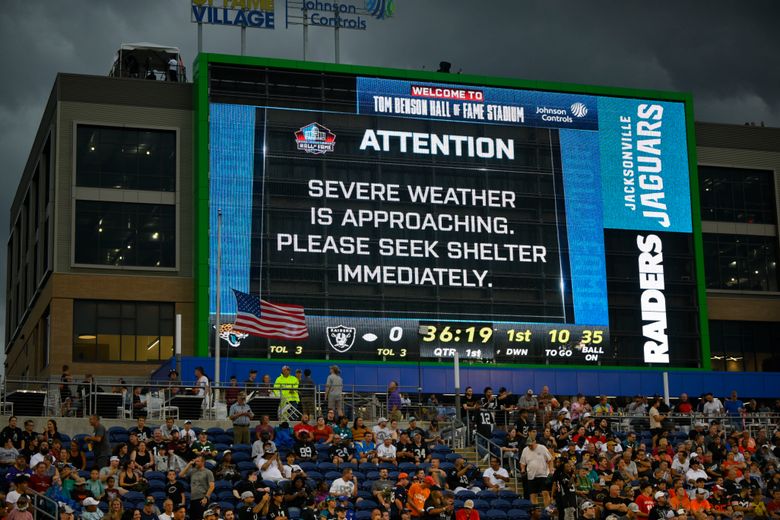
(445, 453, 461, 462)
(59, 434, 71, 443)
(214, 480, 232, 491)
(398, 462, 417, 472)
(356, 500, 378, 510)
(358, 463, 378, 472)
(98, 502, 109, 513)
(219, 501, 234, 512)
(74, 434, 90, 446)
(108, 426, 128, 440)
(456, 491, 476, 500)
(124, 491, 145, 503)
(366, 471, 379, 480)
(145, 471, 165, 481)
(232, 444, 252, 454)
(339, 462, 357, 471)
(352, 471, 366, 481)
(498, 490, 518, 501)
(357, 490, 373, 501)
(216, 434, 233, 445)
(378, 463, 396, 471)
(492, 430, 507, 440)
(325, 471, 342, 481)
(440, 462, 455, 471)
(485, 510, 507, 520)
(355, 512, 373, 520)
(490, 499, 511, 511)
(217, 491, 234, 501)
(78, 470, 91, 480)
(299, 462, 316, 472)
(237, 461, 256, 472)
(307, 471, 323, 480)
(473, 499, 490, 511)
(318, 462, 338, 473)
(148, 480, 165, 492)
(150, 491, 166, 503)
(507, 510, 529, 519)
(207, 427, 225, 437)
(231, 452, 250, 463)
(512, 498, 532, 510)
(317, 450, 331, 461)
(479, 490, 498, 500)
(214, 443, 230, 452)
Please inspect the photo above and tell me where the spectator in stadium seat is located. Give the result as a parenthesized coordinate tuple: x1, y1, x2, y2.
(130, 441, 155, 473)
(389, 419, 401, 442)
(594, 395, 615, 416)
(649, 398, 667, 449)
(138, 497, 158, 520)
(294, 415, 315, 441)
(215, 450, 240, 482)
(229, 392, 254, 445)
(103, 475, 124, 502)
(257, 444, 284, 483)
(294, 430, 319, 463)
(428, 457, 447, 488)
(130, 417, 153, 443)
(354, 431, 377, 464)
(312, 417, 335, 445)
(191, 432, 217, 464)
(330, 436, 355, 465)
(164, 469, 185, 508)
(158, 499, 174, 520)
(8, 497, 33, 520)
(388, 382, 403, 422)
(1, 417, 23, 450)
(105, 497, 124, 520)
(284, 474, 310, 515)
(329, 467, 361, 503)
(180, 420, 196, 446)
(377, 437, 397, 466)
(333, 415, 352, 443)
(424, 419, 443, 449)
(372, 468, 394, 510)
(180, 456, 214, 520)
(484, 456, 511, 493)
(411, 432, 430, 464)
(253, 430, 276, 460)
(255, 415, 275, 442)
(282, 452, 305, 480)
(85, 468, 104, 500)
(455, 499, 479, 520)
(351, 417, 368, 443)
(396, 432, 415, 464)
(274, 422, 294, 452)
(0, 437, 19, 466)
(407, 475, 434, 518)
(447, 458, 479, 494)
(372, 418, 393, 443)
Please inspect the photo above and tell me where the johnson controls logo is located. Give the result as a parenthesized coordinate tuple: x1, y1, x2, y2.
(570, 102, 588, 118)
(295, 123, 336, 155)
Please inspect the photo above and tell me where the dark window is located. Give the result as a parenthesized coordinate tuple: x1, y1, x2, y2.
(76, 125, 176, 192)
(699, 166, 776, 224)
(73, 300, 175, 362)
(74, 201, 175, 268)
(709, 320, 780, 372)
(703, 234, 778, 291)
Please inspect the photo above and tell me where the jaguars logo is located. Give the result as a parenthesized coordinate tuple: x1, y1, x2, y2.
(218, 323, 248, 348)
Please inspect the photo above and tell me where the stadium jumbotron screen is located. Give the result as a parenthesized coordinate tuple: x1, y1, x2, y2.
(204, 60, 705, 368)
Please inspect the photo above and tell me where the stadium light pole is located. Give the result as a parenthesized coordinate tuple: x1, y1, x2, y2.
(214, 209, 223, 405)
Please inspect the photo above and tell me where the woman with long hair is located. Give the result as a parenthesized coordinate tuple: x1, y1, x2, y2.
(105, 498, 125, 520)
(43, 420, 63, 445)
(68, 440, 87, 471)
(351, 417, 368, 442)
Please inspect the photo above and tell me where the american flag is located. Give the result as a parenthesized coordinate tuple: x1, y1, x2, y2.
(231, 289, 309, 340)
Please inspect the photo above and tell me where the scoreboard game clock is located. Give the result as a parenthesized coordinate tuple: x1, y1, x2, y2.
(202, 57, 706, 369)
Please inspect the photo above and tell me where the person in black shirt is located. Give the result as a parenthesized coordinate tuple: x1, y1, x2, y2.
(164, 470, 185, 508)
(411, 433, 430, 464)
(396, 432, 416, 463)
(331, 437, 355, 465)
(553, 461, 577, 520)
(405, 418, 425, 440)
(20, 421, 37, 452)
(462, 387, 480, 438)
(299, 498, 319, 520)
(424, 488, 455, 520)
(1, 416, 23, 449)
(392, 473, 410, 520)
(266, 489, 289, 520)
(237, 490, 270, 520)
(446, 458, 478, 493)
(648, 491, 673, 520)
(294, 433, 318, 462)
(129, 417, 153, 443)
(476, 387, 497, 458)
(284, 475, 310, 511)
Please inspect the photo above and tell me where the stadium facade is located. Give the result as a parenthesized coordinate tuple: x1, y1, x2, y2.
(5, 55, 780, 390)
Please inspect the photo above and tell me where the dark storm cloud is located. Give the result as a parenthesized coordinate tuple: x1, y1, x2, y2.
(0, 0, 778, 362)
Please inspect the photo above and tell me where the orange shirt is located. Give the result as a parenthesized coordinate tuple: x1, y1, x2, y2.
(407, 483, 431, 517)
(669, 494, 691, 511)
(690, 499, 712, 512)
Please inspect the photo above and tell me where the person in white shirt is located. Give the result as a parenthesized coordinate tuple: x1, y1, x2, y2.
(329, 468, 360, 501)
(281, 452, 305, 480)
(257, 445, 283, 482)
(519, 433, 553, 505)
(701, 393, 724, 417)
(372, 418, 393, 442)
(376, 437, 397, 466)
(194, 367, 211, 409)
(671, 452, 690, 477)
(483, 456, 510, 491)
(159, 499, 175, 520)
(160, 418, 180, 440)
(684, 458, 709, 485)
(181, 421, 197, 445)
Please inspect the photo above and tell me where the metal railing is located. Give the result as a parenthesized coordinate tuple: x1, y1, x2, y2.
(28, 489, 59, 520)
(473, 432, 520, 492)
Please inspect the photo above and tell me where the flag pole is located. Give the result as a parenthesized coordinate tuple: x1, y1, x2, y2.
(214, 209, 222, 407)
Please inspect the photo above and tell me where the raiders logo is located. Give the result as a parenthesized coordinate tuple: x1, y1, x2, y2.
(326, 325, 356, 353)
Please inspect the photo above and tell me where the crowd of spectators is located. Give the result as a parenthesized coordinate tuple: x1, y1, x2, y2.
(1, 377, 779, 520)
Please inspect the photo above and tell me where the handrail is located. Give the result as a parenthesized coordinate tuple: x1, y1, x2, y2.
(27, 488, 59, 520)
(473, 432, 520, 492)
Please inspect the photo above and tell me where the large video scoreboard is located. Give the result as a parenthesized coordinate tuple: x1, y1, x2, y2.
(197, 56, 707, 368)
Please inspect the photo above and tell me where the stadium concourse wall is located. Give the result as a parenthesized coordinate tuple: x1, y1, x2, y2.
(155, 357, 780, 399)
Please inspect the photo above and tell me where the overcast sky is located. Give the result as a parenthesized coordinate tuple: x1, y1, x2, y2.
(0, 1, 778, 371)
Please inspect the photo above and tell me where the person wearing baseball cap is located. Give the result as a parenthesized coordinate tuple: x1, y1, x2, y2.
(238, 488, 270, 520)
(407, 475, 435, 517)
(580, 501, 597, 520)
(455, 499, 478, 520)
(81, 497, 101, 520)
(392, 472, 411, 519)
(649, 491, 673, 520)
